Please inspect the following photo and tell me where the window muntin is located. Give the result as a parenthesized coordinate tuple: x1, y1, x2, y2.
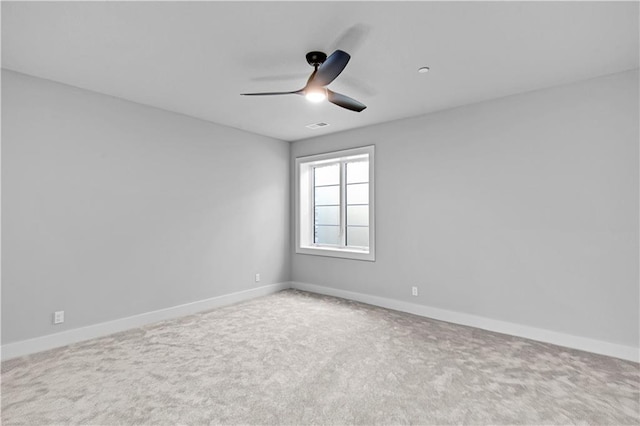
(295, 146, 375, 261)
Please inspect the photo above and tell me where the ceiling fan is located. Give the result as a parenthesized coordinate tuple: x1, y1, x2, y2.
(241, 50, 367, 112)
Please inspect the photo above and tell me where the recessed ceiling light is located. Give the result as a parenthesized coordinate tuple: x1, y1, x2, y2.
(418, 67, 430, 74)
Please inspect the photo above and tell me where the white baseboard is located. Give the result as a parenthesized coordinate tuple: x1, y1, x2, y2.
(1, 282, 290, 361)
(291, 281, 639, 363)
(5, 281, 637, 363)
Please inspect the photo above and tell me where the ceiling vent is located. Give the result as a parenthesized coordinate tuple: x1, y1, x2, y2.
(306, 122, 330, 130)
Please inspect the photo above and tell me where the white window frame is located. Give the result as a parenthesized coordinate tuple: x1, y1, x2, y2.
(295, 145, 375, 261)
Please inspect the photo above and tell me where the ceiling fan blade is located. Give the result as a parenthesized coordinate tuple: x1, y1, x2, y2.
(305, 69, 318, 88)
(241, 90, 302, 96)
(331, 24, 371, 55)
(251, 73, 308, 83)
(327, 89, 367, 112)
(311, 50, 350, 87)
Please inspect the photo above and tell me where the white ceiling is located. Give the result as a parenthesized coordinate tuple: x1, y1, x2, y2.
(2, 1, 638, 142)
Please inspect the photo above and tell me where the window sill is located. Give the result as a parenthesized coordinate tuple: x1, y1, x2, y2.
(296, 245, 375, 262)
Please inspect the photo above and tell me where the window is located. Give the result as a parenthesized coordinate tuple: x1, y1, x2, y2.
(295, 145, 375, 261)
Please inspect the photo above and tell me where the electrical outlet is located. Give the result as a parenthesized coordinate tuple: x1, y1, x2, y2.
(255, 273, 260, 282)
(412, 286, 418, 297)
(53, 311, 64, 324)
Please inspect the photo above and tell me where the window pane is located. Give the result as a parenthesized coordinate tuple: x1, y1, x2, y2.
(347, 205, 368, 226)
(315, 185, 339, 206)
(347, 161, 368, 184)
(315, 225, 340, 245)
(347, 226, 369, 247)
(314, 164, 340, 186)
(315, 206, 339, 226)
(346, 183, 368, 205)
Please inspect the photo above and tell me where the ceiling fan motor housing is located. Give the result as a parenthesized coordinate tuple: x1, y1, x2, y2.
(306, 51, 327, 67)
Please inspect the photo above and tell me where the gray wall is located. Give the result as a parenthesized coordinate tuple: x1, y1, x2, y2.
(3, 68, 638, 350)
(291, 70, 639, 348)
(2, 70, 290, 344)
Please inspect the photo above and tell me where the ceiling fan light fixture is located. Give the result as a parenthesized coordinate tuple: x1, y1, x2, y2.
(242, 50, 366, 112)
(305, 88, 327, 103)
(418, 66, 430, 74)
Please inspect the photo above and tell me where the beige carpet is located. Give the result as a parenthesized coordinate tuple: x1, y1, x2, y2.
(2, 289, 639, 425)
